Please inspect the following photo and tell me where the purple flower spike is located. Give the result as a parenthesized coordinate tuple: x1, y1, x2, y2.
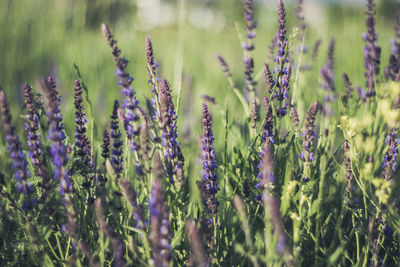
(241, 0, 257, 96)
(101, 129, 110, 166)
(102, 23, 140, 151)
(146, 35, 162, 124)
(385, 1, 400, 81)
(300, 102, 319, 163)
(74, 80, 92, 167)
(363, 0, 381, 96)
(110, 100, 123, 179)
(268, 0, 291, 117)
(196, 102, 219, 218)
(23, 83, 48, 181)
(0, 89, 33, 205)
(382, 128, 399, 180)
(159, 79, 185, 185)
(44, 77, 68, 183)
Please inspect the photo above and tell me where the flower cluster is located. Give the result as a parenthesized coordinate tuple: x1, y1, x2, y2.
(243, 0, 256, 51)
(382, 128, 399, 180)
(216, 54, 232, 79)
(271, 0, 291, 117)
(342, 73, 354, 105)
(385, 1, 400, 81)
(264, 63, 275, 95)
(23, 83, 48, 180)
(145, 35, 162, 123)
(299, 102, 319, 162)
(363, 0, 381, 96)
(101, 129, 110, 166)
(263, 97, 274, 144)
(102, 23, 140, 151)
(110, 100, 123, 179)
(74, 80, 91, 166)
(196, 102, 219, 217)
(159, 79, 184, 184)
(0, 89, 33, 208)
(44, 77, 72, 197)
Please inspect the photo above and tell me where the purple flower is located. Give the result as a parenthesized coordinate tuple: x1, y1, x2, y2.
(363, 0, 381, 96)
(196, 102, 219, 217)
(73, 80, 92, 167)
(102, 24, 140, 151)
(43, 77, 73, 199)
(110, 100, 123, 179)
(0, 89, 34, 208)
(145, 35, 163, 124)
(299, 102, 319, 163)
(382, 128, 399, 180)
(23, 83, 48, 181)
(101, 129, 110, 166)
(270, 0, 291, 118)
(385, 1, 400, 81)
(159, 79, 185, 185)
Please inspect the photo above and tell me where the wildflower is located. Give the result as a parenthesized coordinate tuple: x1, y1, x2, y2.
(159, 79, 184, 185)
(74, 79, 91, 166)
(270, 0, 292, 117)
(311, 39, 322, 62)
(299, 102, 319, 162)
(101, 129, 110, 166)
(385, 0, 400, 81)
(342, 73, 354, 105)
(264, 63, 275, 95)
(146, 35, 162, 124)
(102, 23, 140, 151)
(216, 54, 232, 78)
(363, 0, 381, 97)
(263, 97, 274, 144)
(110, 100, 123, 179)
(0, 89, 33, 202)
(243, 57, 255, 93)
(243, 0, 257, 47)
(196, 102, 219, 217)
(382, 128, 399, 180)
(23, 83, 48, 180)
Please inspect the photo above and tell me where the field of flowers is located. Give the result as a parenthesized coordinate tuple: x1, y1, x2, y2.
(1, 0, 400, 266)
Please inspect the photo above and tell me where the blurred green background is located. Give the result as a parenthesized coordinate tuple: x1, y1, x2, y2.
(0, 0, 399, 153)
